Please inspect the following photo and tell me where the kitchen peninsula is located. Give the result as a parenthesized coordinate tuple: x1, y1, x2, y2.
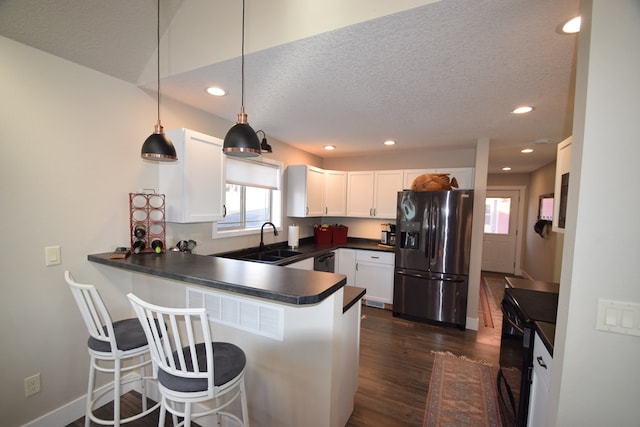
(89, 251, 364, 427)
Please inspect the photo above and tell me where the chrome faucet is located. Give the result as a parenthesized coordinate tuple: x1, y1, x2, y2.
(260, 222, 278, 251)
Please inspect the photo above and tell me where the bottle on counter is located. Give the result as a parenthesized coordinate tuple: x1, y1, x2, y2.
(132, 240, 146, 254)
(151, 239, 164, 254)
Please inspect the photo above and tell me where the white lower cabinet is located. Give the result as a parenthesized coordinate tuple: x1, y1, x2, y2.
(528, 332, 553, 427)
(355, 251, 394, 304)
(285, 257, 314, 270)
(336, 249, 356, 284)
(339, 250, 394, 305)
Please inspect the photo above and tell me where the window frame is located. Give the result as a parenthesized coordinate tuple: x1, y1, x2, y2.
(212, 158, 283, 239)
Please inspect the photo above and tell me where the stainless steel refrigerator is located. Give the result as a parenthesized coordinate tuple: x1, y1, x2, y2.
(393, 190, 474, 328)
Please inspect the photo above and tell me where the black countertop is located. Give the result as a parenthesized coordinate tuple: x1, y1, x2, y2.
(89, 238, 383, 306)
(89, 251, 346, 305)
(505, 277, 560, 293)
(534, 321, 556, 356)
(214, 237, 394, 266)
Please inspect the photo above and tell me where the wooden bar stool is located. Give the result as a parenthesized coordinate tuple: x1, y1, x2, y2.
(66, 271, 160, 426)
(128, 293, 249, 427)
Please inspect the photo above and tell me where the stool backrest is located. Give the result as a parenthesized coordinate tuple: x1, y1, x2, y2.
(127, 293, 215, 396)
(65, 270, 117, 354)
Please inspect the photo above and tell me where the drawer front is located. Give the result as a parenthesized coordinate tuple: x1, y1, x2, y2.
(533, 333, 553, 387)
(356, 250, 394, 265)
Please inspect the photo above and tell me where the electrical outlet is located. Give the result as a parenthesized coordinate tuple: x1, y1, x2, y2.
(24, 373, 41, 397)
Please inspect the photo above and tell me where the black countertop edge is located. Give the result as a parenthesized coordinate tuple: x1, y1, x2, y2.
(88, 252, 346, 306)
(534, 321, 556, 356)
(213, 237, 394, 266)
(343, 286, 366, 313)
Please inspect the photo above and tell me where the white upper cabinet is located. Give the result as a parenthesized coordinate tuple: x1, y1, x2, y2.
(346, 171, 375, 217)
(403, 167, 475, 190)
(286, 165, 325, 217)
(374, 170, 404, 218)
(552, 136, 572, 232)
(159, 128, 225, 223)
(346, 170, 403, 218)
(323, 170, 347, 216)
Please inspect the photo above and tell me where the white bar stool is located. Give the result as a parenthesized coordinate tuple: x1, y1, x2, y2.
(66, 271, 160, 426)
(128, 293, 249, 427)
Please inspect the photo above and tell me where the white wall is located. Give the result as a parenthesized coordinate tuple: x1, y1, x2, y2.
(0, 34, 321, 426)
(549, 1, 640, 425)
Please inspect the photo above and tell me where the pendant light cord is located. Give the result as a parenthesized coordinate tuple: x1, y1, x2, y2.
(156, 0, 161, 123)
(241, 0, 246, 110)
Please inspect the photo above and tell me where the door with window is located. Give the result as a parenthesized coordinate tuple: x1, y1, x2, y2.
(482, 189, 521, 273)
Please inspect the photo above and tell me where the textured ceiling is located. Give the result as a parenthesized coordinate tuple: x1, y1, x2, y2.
(0, 0, 580, 173)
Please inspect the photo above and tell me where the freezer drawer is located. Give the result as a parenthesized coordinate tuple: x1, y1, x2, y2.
(393, 269, 468, 328)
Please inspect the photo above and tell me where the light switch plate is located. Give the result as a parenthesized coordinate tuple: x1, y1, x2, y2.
(596, 299, 640, 337)
(45, 245, 61, 266)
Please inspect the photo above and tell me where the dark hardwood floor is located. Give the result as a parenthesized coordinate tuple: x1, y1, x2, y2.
(68, 280, 502, 427)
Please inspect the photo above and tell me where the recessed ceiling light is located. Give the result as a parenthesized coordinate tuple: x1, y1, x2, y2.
(324, 145, 336, 151)
(512, 106, 534, 114)
(521, 148, 534, 153)
(562, 16, 581, 34)
(383, 140, 396, 146)
(502, 167, 512, 171)
(206, 87, 226, 96)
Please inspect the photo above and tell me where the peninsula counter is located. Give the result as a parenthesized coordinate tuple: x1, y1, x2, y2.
(88, 251, 364, 427)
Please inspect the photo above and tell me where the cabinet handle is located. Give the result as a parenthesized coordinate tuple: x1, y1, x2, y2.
(356, 263, 359, 271)
(371, 256, 379, 259)
(223, 204, 227, 218)
(536, 356, 548, 369)
(325, 207, 328, 214)
(306, 206, 309, 215)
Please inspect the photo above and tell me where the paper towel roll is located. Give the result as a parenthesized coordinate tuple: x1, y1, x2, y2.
(288, 225, 299, 248)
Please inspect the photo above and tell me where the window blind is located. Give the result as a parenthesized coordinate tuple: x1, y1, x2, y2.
(225, 158, 280, 190)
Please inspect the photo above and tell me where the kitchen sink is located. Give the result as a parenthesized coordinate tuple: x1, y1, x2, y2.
(237, 249, 303, 263)
(214, 248, 304, 264)
(262, 249, 303, 258)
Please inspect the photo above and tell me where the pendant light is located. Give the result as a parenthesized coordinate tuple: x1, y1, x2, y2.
(141, 0, 177, 161)
(256, 130, 272, 153)
(223, 0, 261, 157)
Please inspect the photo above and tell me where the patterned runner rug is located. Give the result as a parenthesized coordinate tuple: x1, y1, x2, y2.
(423, 352, 502, 427)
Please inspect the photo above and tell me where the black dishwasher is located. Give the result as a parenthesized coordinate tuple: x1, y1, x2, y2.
(313, 252, 335, 273)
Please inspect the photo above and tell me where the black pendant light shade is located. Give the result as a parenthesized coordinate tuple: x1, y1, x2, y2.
(141, 0, 177, 161)
(256, 129, 272, 153)
(142, 121, 177, 161)
(224, 122, 261, 156)
(223, 0, 261, 158)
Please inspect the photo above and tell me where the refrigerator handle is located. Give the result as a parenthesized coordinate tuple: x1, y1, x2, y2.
(430, 201, 439, 265)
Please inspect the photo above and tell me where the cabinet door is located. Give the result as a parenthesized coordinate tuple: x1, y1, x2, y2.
(336, 249, 356, 285)
(355, 251, 394, 304)
(553, 136, 572, 232)
(306, 166, 325, 216)
(324, 170, 347, 216)
(346, 171, 375, 217)
(286, 165, 324, 217)
(373, 170, 403, 218)
(285, 257, 314, 270)
(160, 129, 225, 223)
(528, 333, 553, 427)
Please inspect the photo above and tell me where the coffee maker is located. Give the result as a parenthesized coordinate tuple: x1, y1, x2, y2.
(381, 223, 396, 246)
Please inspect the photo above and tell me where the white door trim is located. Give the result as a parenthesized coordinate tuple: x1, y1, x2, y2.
(486, 185, 526, 276)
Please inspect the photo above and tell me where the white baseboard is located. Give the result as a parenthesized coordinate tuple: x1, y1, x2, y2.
(21, 374, 160, 427)
(466, 316, 479, 331)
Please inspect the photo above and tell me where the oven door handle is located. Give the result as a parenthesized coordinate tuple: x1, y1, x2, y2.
(501, 300, 524, 335)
